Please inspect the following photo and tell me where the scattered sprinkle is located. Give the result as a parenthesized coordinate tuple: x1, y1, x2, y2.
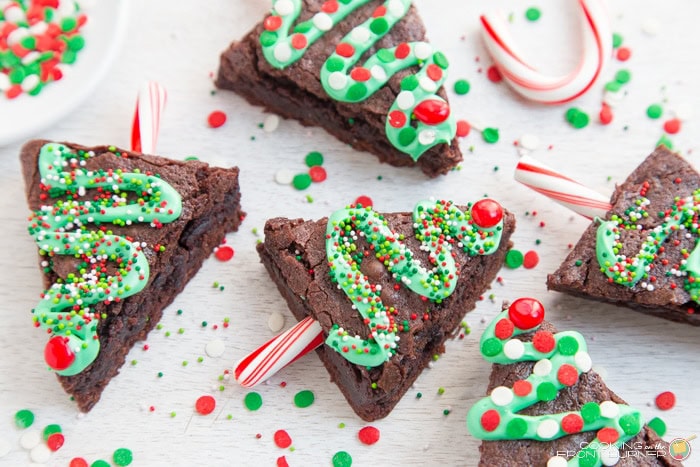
(305, 151, 324, 167)
(244, 392, 263, 411)
(332, 450, 353, 467)
(294, 390, 315, 408)
(277, 456, 290, 467)
(663, 118, 681, 134)
(30, 443, 51, 463)
(482, 127, 500, 143)
(655, 391, 676, 411)
(274, 429, 293, 449)
(91, 459, 111, 467)
(486, 65, 502, 83)
(195, 395, 217, 415)
(292, 173, 312, 190)
(19, 429, 41, 450)
(454, 79, 471, 95)
(263, 114, 280, 132)
(70, 458, 89, 467)
(205, 339, 226, 358)
(518, 133, 539, 151)
(647, 417, 667, 436)
(275, 169, 295, 185)
(268, 312, 285, 333)
(612, 32, 624, 49)
(113, 448, 134, 466)
(207, 110, 227, 128)
(505, 249, 524, 268)
(358, 426, 380, 445)
(215, 245, 235, 261)
(456, 120, 471, 137)
(46, 432, 64, 451)
(525, 7, 541, 21)
(565, 107, 590, 129)
(523, 250, 540, 269)
(309, 165, 327, 182)
(616, 46, 631, 61)
(14, 409, 34, 429)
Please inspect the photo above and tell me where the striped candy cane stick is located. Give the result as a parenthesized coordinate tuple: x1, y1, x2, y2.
(234, 316, 324, 388)
(480, 0, 612, 104)
(515, 155, 612, 219)
(131, 81, 167, 154)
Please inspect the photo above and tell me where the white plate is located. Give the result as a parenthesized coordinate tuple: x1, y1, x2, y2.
(0, 0, 129, 146)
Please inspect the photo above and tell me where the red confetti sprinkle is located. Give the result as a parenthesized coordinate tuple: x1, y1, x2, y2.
(664, 118, 682, 134)
(395, 42, 410, 59)
(309, 165, 327, 182)
(355, 195, 373, 208)
(456, 119, 471, 137)
(291, 33, 307, 50)
(562, 413, 584, 434)
(557, 364, 579, 386)
(336, 42, 355, 58)
(70, 458, 89, 467)
(388, 110, 407, 128)
(512, 380, 532, 397)
(599, 104, 613, 125)
(523, 250, 540, 269)
(426, 64, 443, 81)
(508, 298, 544, 330)
(208, 110, 227, 128)
(597, 427, 620, 444)
(372, 5, 386, 17)
(532, 330, 555, 353)
(358, 426, 380, 445)
(494, 318, 514, 339)
(47, 432, 65, 451)
(321, 1, 339, 13)
(215, 245, 235, 261)
(616, 46, 632, 61)
(350, 67, 371, 82)
(264, 16, 282, 31)
(274, 429, 292, 449)
(195, 395, 216, 415)
(486, 65, 502, 83)
(655, 391, 676, 410)
(481, 409, 500, 431)
(277, 456, 290, 467)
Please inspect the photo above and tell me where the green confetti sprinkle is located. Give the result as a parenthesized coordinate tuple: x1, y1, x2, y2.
(292, 173, 312, 190)
(43, 424, 61, 440)
(646, 103, 663, 119)
(244, 392, 263, 411)
(565, 108, 590, 129)
(454, 79, 471, 95)
(305, 151, 324, 167)
(443, 408, 451, 416)
(615, 69, 631, 84)
(332, 451, 353, 467)
(437, 387, 445, 395)
(338, 422, 346, 428)
(657, 134, 673, 149)
(525, 7, 541, 21)
(113, 448, 134, 466)
(416, 392, 423, 399)
(482, 127, 500, 143)
(294, 389, 315, 408)
(612, 32, 623, 48)
(14, 409, 34, 429)
(91, 460, 111, 467)
(605, 80, 622, 92)
(505, 249, 524, 268)
(648, 417, 667, 437)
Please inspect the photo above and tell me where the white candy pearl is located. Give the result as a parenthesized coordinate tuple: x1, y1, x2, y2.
(396, 91, 415, 110)
(490, 386, 514, 406)
(313, 12, 333, 31)
(274, 0, 294, 16)
(536, 419, 559, 439)
(273, 43, 292, 63)
(328, 71, 347, 90)
(533, 358, 552, 376)
(600, 400, 619, 418)
(503, 339, 525, 359)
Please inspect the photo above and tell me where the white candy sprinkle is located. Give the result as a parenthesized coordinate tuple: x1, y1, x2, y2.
(20, 429, 41, 450)
(351, 26, 371, 43)
(263, 114, 280, 132)
(328, 71, 347, 90)
(536, 419, 559, 439)
(419, 76, 437, 92)
(274, 168, 295, 185)
(396, 91, 415, 110)
(414, 42, 432, 60)
(418, 129, 436, 145)
(370, 64, 387, 81)
(519, 133, 540, 151)
(7, 27, 28, 46)
(533, 358, 552, 376)
(574, 351, 592, 372)
(0, 437, 11, 458)
(267, 311, 285, 333)
(600, 446, 621, 466)
(273, 42, 292, 62)
(546, 456, 568, 467)
(30, 443, 51, 464)
(600, 400, 619, 418)
(313, 12, 332, 31)
(503, 339, 525, 359)
(490, 386, 514, 406)
(21, 74, 40, 92)
(387, 0, 407, 16)
(4, 5, 24, 23)
(205, 339, 225, 358)
(274, 0, 294, 16)
(0, 73, 10, 92)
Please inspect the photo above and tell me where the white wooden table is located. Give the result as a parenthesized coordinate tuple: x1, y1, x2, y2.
(1, 1, 699, 466)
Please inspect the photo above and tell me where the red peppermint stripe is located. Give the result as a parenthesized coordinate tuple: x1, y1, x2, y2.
(131, 81, 167, 154)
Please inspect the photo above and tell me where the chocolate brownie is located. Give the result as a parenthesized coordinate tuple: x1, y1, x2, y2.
(468, 299, 679, 467)
(257, 199, 515, 421)
(22, 140, 244, 411)
(216, 0, 463, 177)
(547, 146, 700, 326)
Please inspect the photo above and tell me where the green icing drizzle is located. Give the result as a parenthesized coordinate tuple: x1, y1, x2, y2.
(466, 300, 643, 467)
(28, 143, 182, 376)
(260, 0, 456, 160)
(325, 199, 504, 367)
(595, 187, 700, 303)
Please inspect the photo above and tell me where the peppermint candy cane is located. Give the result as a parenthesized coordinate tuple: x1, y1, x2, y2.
(514, 155, 612, 219)
(480, 0, 612, 104)
(131, 81, 167, 154)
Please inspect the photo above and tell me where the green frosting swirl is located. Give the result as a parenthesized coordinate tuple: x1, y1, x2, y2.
(28, 143, 182, 376)
(259, 0, 456, 160)
(325, 199, 504, 367)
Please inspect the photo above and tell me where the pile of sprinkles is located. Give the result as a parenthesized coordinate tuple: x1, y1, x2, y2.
(275, 150, 327, 191)
(1, 0, 88, 99)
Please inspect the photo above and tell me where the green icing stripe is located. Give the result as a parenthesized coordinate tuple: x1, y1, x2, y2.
(260, 0, 456, 161)
(28, 143, 182, 376)
(466, 302, 643, 467)
(325, 199, 504, 367)
(595, 189, 700, 303)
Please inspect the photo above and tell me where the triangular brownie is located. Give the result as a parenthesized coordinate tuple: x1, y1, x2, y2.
(257, 199, 515, 420)
(547, 146, 700, 326)
(22, 140, 244, 411)
(467, 298, 680, 467)
(216, 0, 463, 177)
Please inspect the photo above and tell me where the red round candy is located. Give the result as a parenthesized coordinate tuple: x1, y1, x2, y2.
(508, 298, 545, 330)
(47, 432, 65, 451)
(664, 118, 681, 134)
(274, 429, 292, 448)
(470, 199, 503, 228)
(388, 110, 407, 128)
(486, 65, 502, 83)
(350, 67, 371, 82)
(45, 336, 75, 371)
(355, 195, 373, 208)
(372, 5, 386, 17)
(597, 427, 620, 444)
(426, 64, 443, 81)
(523, 250, 540, 269)
(557, 364, 579, 386)
(562, 414, 584, 434)
(291, 33, 307, 50)
(309, 166, 327, 182)
(456, 120, 471, 137)
(195, 395, 216, 415)
(264, 15, 282, 31)
(512, 380, 532, 397)
(70, 458, 89, 467)
(655, 391, 676, 410)
(532, 330, 555, 353)
(336, 42, 355, 58)
(616, 46, 632, 61)
(395, 42, 410, 59)
(207, 110, 227, 128)
(413, 99, 450, 125)
(494, 318, 514, 340)
(358, 425, 380, 445)
(215, 245, 235, 261)
(277, 456, 289, 467)
(321, 1, 339, 13)
(481, 409, 500, 431)
(599, 104, 613, 125)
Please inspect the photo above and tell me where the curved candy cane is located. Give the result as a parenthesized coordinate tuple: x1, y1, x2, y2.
(480, 0, 612, 104)
(260, 0, 456, 160)
(28, 143, 182, 375)
(467, 298, 643, 467)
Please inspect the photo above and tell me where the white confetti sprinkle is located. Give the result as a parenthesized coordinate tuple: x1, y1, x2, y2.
(30, 443, 51, 464)
(0, 73, 10, 92)
(600, 446, 621, 466)
(313, 12, 332, 31)
(418, 129, 436, 145)
(600, 400, 619, 418)
(351, 26, 370, 43)
(267, 312, 285, 333)
(536, 419, 559, 439)
(274, 0, 294, 16)
(20, 429, 41, 450)
(419, 76, 437, 92)
(205, 339, 225, 358)
(519, 133, 540, 151)
(490, 386, 514, 406)
(574, 351, 592, 372)
(396, 91, 415, 110)
(370, 65, 387, 81)
(414, 42, 432, 60)
(533, 358, 552, 376)
(274, 169, 295, 185)
(387, 0, 407, 16)
(503, 339, 525, 359)
(328, 71, 347, 90)
(273, 43, 292, 63)
(263, 114, 280, 133)
(21, 74, 40, 92)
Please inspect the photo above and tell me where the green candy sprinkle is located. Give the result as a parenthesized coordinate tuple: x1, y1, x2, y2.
(615, 69, 631, 84)
(113, 448, 134, 466)
(433, 51, 449, 69)
(605, 80, 622, 92)
(482, 127, 500, 143)
(619, 413, 642, 435)
(612, 32, 623, 48)
(294, 389, 315, 408)
(398, 127, 416, 146)
(347, 82, 368, 100)
(454, 79, 471, 95)
(557, 335, 579, 355)
(60, 17, 77, 32)
(260, 31, 277, 47)
(481, 337, 503, 356)
(657, 134, 673, 149)
(506, 417, 528, 437)
(43, 423, 62, 440)
(525, 7, 541, 21)
(91, 461, 111, 467)
(581, 401, 601, 423)
(244, 392, 263, 411)
(292, 173, 312, 190)
(536, 382, 558, 401)
(369, 17, 388, 34)
(565, 108, 590, 129)
(15, 409, 35, 428)
(400, 75, 419, 91)
(646, 104, 663, 119)
(648, 417, 667, 436)
(332, 450, 353, 467)
(377, 49, 395, 63)
(505, 249, 524, 268)
(326, 56, 344, 72)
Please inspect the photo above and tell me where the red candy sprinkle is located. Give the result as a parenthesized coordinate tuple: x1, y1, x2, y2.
(388, 110, 407, 128)
(207, 110, 227, 128)
(291, 33, 307, 50)
(70, 458, 89, 467)
(321, 1, 339, 13)
(487, 65, 502, 82)
(523, 250, 540, 269)
(413, 99, 451, 125)
(532, 330, 555, 353)
(481, 409, 500, 431)
(277, 456, 290, 467)
(512, 380, 532, 397)
(494, 318, 514, 340)
(616, 46, 632, 61)
(274, 429, 292, 449)
(557, 364, 579, 386)
(655, 391, 676, 410)
(372, 5, 386, 17)
(309, 165, 327, 182)
(471, 199, 503, 228)
(597, 427, 620, 444)
(350, 66, 371, 82)
(358, 426, 380, 445)
(264, 16, 282, 31)
(456, 120, 471, 137)
(599, 104, 613, 125)
(355, 195, 373, 208)
(45, 336, 75, 371)
(215, 245, 235, 261)
(426, 64, 443, 81)
(562, 414, 584, 434)
(47, 432, 65, 451)
(336, 42, 355, 57)
(508, 298, 545, 330)
(395, 42, 410, 59)
(664, 118, 681, 134)
(195, 395, 216, 415)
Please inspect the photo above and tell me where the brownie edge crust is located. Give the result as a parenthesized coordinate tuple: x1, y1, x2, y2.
(257, 207, 515, 421)
(22, 139, 244, 411)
